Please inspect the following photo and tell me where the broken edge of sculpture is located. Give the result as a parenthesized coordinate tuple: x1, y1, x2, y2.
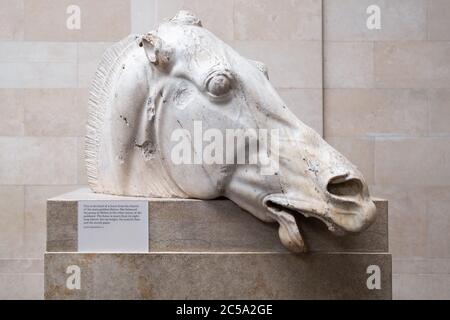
(85, 10, 377, 253)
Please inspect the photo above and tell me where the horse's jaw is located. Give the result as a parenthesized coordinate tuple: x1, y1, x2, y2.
(226, 190, 376, 253)
(263, 193, 377, 252)
(222, 122, 377, 253)
(263, 197, 309, 253)
(262, 195, 346, 253)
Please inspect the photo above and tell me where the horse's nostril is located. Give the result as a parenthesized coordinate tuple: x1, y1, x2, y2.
(327, 176, 363, 198)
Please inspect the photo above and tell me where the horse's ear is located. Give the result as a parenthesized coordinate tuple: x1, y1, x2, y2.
(141, 32, 173, 69)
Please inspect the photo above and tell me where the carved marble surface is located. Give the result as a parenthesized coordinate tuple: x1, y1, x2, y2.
(86, 11, 377, 252)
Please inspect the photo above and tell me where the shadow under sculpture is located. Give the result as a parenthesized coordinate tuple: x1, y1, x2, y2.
(85, 11, 376, 253)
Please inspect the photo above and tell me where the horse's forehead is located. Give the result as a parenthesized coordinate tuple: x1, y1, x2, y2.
(159, 23, 237, 69)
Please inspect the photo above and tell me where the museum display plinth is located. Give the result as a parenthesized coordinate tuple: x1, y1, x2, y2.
(45, 189, 392, 299)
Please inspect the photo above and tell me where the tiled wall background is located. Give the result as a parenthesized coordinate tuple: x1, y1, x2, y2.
(324, 0, 450, 299)
(0, 0, 449, 300)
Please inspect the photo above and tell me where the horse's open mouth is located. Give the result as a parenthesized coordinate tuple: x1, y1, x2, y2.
(263, 196, 346, 236)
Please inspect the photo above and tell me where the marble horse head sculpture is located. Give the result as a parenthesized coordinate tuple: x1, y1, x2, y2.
(86, 11, 377, 252)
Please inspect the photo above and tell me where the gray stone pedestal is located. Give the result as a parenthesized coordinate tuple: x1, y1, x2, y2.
(45, 188, 391, 299)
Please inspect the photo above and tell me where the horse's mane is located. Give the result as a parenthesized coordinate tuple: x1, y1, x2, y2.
(85, 35, 140, 190)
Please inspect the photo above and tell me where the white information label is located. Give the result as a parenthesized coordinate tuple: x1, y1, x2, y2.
(78, 200, 148, 252)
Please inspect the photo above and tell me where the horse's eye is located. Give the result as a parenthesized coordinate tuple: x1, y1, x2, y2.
(206, 74, 232, 97)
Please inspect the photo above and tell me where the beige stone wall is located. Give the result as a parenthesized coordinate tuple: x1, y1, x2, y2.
(0, 0, 449, 300)
(0, 0, 132, 299)
(324, 0, 450, 299)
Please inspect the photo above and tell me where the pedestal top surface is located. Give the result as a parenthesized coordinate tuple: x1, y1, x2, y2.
(50, 188, 386, 203)
(47, 188, 389, 254)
